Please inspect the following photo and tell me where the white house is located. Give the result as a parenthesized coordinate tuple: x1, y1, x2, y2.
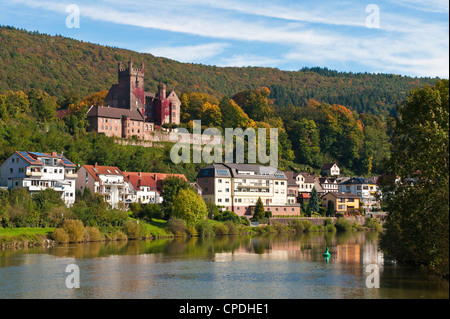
(75, 164, 130, 209)
(318, 177, 339, 194)
(321, 163, 340, 176)
(123, 172, 161, 204)
(196, 163, 299, 216)
(0, 151, 78, 206)
(296, 172, 316, 193)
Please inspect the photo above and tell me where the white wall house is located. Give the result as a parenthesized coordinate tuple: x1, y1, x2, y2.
(197, 163, 290, 216)
(124, 172, 161, 205)
(296, 172, 316, 193)
(75, 164, 129, 209)
(318, 177, 339, 194)
(0, 151, 78, 206)
(321, 163, 340, 176)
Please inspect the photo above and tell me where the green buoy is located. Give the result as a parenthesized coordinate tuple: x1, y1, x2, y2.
(323, 246, 331, 258)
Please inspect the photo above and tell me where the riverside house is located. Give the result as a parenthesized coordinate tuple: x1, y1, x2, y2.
(321, 192, 360, 214)
(0, 151, 78, 206)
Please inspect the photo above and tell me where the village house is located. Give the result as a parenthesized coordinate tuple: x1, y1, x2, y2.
(338, 177, 379, 211)
(321, 163, 340, 176)
(317, 176, 339, 194)
(123, 172, 160, 204)
(0, 151, 78, 206)
(197, 163, 301, 217)
(75, 164, 131, 209)
(321, 192, 360, 214)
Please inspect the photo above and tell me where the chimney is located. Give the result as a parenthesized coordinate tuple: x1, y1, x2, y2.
(139, 172, 142, 178)
(51, 151, 57, 156)
(95, 162, 98, 167)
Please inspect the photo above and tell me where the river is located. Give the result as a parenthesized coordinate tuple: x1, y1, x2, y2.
(0, 231, 448, 299)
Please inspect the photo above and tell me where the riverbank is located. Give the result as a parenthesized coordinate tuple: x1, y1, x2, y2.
(0, 216, 383, 249)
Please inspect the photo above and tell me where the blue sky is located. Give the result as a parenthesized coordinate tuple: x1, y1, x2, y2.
(1, 0, 448, 78)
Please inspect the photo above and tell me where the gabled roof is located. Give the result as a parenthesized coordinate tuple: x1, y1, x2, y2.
(321, 163, 338, 170)
(86, 105, 144, 121)
(13, 151, 76, 167)
(323, 192, 359, 199)
(124, 172, 158, 191)
(82, 164, 124, 181)
(300, 172, 316, 183)
(340, 177, 370, 185)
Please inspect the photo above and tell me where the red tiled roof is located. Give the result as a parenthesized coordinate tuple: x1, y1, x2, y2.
(124, 172, 188, 192)
(83, 164, 124, 181)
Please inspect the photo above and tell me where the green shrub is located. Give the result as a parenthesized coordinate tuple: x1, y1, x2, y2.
(195, 220, 215, 238)
(290, 219, 305, 233)
(351, 222, 364, 232)
(334, 218, 352, 232)
(364, 217, 382, 231)
(224, 221, 237, 235)
(323, 218, 333, 226)
(83, 226, 103, 242)
(122, 220, 145, 239)
(61, 219, 85, 242)
(186, 225, 198, 237)
(166, 218, 187, 237)
(300, 220, 313, 232)
(213, 223, 229, 236)
(273, 222, 288, 233)
(51, 228, 69, 244)
(239, 216, 250, 226)
(326, 224, 337, 232)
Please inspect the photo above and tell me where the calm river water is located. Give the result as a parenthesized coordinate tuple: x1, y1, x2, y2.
(0, 232, 448, 299)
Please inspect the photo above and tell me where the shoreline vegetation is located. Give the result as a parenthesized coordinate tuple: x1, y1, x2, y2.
(0, 215, 383, 249)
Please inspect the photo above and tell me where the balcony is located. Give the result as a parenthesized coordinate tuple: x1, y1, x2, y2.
(65, 173, 78, 179)
(26, 171, 44, 177)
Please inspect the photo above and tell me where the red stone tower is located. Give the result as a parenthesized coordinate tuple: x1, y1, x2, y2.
(117, 61, 145, 112)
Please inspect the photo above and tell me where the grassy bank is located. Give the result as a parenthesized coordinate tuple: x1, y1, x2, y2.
(0, 216, 382, 248)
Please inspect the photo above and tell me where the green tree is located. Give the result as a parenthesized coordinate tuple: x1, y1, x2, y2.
(379, 80, 449, 278)
(32, 188, 65, 212)
(172, 188, 208, 226)
(251, 197, 265, 222)
(308, 187, 319, 213)
(327, 200, 335, 217)
(160, 176, 191, 219)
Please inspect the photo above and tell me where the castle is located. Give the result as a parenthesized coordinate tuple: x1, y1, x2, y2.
(87, 61, 180, 140)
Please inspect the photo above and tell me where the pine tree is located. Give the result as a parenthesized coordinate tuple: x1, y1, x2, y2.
(308, 187, 319, 213)
(252, 197, 265, 222)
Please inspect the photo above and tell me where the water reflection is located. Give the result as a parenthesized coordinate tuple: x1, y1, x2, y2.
(0, 232, 448, 299)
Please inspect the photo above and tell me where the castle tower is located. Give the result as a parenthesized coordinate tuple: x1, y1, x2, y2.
(158, 82, 167, 100)
(117, 61, 145, 111)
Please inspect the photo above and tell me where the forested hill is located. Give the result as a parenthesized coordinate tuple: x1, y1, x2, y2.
(0, 26, 439, 118)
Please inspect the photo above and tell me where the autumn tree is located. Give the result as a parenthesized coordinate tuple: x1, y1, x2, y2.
(379, 80, 449, 278)
(172, 188, 208, 226)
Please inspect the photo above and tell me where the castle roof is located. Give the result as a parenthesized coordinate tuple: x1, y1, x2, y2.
(86, 105, 144, 121)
